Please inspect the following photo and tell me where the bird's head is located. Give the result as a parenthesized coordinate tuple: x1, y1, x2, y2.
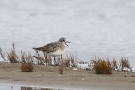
(59, 37, 71, 47)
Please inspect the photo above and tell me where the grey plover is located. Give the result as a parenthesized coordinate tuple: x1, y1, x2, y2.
(33, 37, 70, 64)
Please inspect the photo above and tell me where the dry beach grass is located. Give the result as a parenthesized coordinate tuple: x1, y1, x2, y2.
(0, 43, 135, 90)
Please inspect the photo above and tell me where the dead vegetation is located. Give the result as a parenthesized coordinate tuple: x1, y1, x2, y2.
(0, 43, 34, 72)
(33, 50, 46, 65)
(0, 43, 133, 74)
(90, 57, 112, 74)
(120, 57, 132, 71)
(0, 43, 18, 63)
(20, 51, 34, 72)
(58, 65, 63, 74)
(21, 62, 34, 72)
(0, 48, 6, 61)
(7, 43, 18, 63)
(61, 55, 77, 67)
(111, 58, 118, 70)
(89, 56, 133, 74)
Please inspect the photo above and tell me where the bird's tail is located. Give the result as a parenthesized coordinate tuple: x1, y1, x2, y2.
(32, 47, 44, 51)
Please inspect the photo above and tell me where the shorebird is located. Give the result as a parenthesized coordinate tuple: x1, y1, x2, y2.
(33, 37, 70, 64)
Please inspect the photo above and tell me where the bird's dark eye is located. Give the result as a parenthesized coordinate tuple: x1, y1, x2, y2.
(63, 40, 65, 41)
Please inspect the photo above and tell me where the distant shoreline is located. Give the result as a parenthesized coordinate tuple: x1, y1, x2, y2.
(0, 62, 135, 90)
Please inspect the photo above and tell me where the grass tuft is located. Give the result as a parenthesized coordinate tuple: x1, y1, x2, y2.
(7, 42, 18, 63)
(20, 51, 34, 72)
(21, 62, 34, 72)
(120, 57, 132, 71)
(58, 65, 63, 74)
(112, 58, 118, 70)
(92, 58, 112, 74)
(70, 54, 77, 67)
(61, 54, 77, 67)
(0, 48, 6, 61)
(33, 50, 45, 65)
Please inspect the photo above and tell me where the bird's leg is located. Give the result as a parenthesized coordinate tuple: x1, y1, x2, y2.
(49, 56, 52, 65)
(61, 55, 63, 62)
(43, 52, 47, 65)
(54, 57, 56, 65)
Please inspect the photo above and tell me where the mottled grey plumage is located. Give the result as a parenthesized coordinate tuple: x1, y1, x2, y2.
(33, 37, 70, 57)
(33, 41, 64, 53)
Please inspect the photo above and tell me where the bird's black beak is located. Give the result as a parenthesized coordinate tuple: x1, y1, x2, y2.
(65, 41, 71, 47)
(66, 41, 71, 43)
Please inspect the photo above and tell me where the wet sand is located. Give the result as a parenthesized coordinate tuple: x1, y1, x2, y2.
(0, 62, 135, 90)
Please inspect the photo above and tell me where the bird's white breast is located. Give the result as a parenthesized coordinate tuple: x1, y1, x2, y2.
(47, 49, 65, 57)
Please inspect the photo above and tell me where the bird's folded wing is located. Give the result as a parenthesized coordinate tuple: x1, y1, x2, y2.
(43, 42, 61, 53)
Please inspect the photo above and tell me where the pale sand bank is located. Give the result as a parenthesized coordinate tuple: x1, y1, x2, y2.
(0, 62, 135, 90)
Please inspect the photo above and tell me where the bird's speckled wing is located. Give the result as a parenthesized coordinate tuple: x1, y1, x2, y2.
(42, 41, 63, 53)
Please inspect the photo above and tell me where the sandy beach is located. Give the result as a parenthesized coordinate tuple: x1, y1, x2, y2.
(0, 62, 135, 90)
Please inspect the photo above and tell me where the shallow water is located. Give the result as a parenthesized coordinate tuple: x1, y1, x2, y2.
(0, 85, 65, 90)
(0, 84, 93, 90)
(0, 85, 68, 90)
(0, 0, 135, 70)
